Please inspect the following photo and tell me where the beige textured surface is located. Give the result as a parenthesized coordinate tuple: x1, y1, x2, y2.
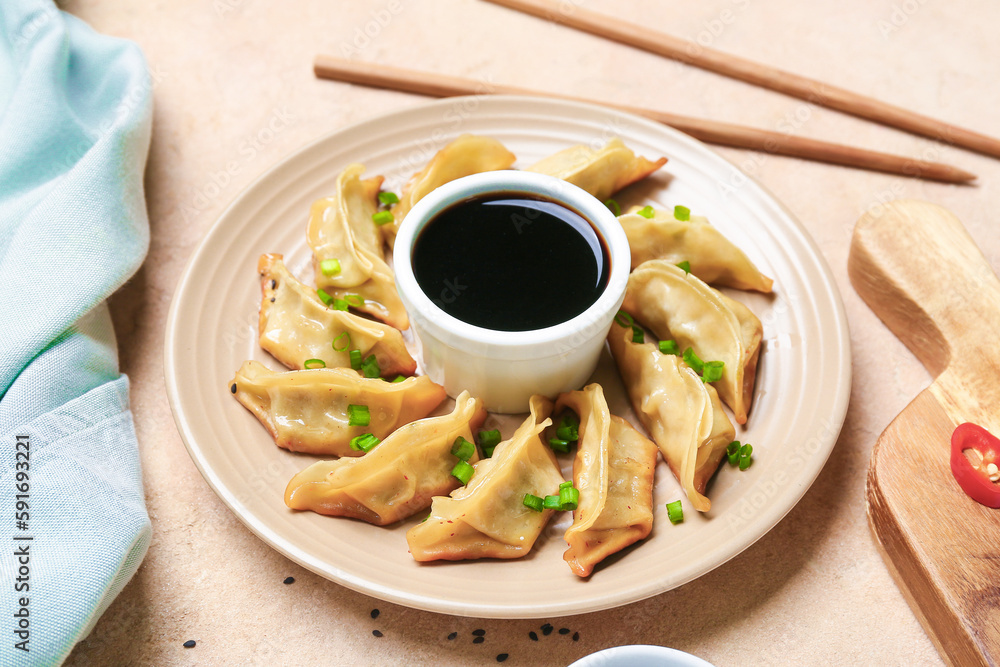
(63, 0, 1000, 665)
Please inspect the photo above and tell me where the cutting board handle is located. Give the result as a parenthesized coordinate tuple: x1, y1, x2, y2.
(848, 199, 1000, 378)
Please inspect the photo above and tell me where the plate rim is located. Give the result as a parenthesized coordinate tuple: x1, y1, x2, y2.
(164, 94, 852, 618)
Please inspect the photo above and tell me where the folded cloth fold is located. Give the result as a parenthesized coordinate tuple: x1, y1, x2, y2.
(0, 0, 153, 663)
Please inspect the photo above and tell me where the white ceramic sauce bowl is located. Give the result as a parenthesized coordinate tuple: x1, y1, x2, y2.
(393, 170, 630, 413)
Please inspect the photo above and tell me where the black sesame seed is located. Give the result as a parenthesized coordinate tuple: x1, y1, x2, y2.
(270, 297, 276, 302)
(572, 631, 580, 641)
(541, 623, 553, 636)
(283, 576, 294, 584)
(183, 640, 196, 648)
(497, 654, 509, 662)
(371, 609, 380, 619)
(528, 631, 538, 641)
(230, 384, 237, 394)
(270, 279, 277, 289)
(372, 630, 383, 638)
(472, 629, 486, 636)
(473, 636, 485, 644)
(559, 628, 570, 635)
(447, 631, 458, 640)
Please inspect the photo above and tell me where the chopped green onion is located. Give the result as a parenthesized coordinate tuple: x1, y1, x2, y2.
(677, 260, 691, 274)
(666, 500, 684, 524)
(390, 375, 406, 383)
(378, 191, 400, 206)
(559, 480, 574, 490)
(674, 205, 691, 221)
(682, 347, 704, 374)
(548, 438, 570, 454)
(522, 493, 544, 512)
(558, 485, 580, 511)
(658, 340, 680, 356)
(332, 331, 351, 352)
(303, 358, 326, 369)
(372, 211, 394, 226)
(637, 205, 655, 219)
(347, 404, 370, 427)
(478, 429, 502, 457)
(350, 433, 380, 453)
(360, 354, 381, 378)
(556, 424, 578, 443)
(604, 198, 621, 216)
(331, 298, 350, 311)
(702, 360, 725, 383)
(320, 258, 341, 276)
(542, 494, 563, 510)
(727, 441, 741, 466)
(739, 443, 754, 470)
(349, 349, 363, 371)
(631, 325, 645, 343)
(450, 436, 476, 461)
(317, 288, 334, 306)
(451, 460, 475, 485)
(344, 294, 364, 307)
(614, 310, 634, 328)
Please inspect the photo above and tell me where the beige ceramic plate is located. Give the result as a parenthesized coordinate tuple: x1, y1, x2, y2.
(164, 96, 851, 618)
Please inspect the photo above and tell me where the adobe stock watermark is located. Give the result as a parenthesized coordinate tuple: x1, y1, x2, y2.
(876, 0, 930, 38)
(337, 0, 405, 57)
(179, 106, 298, 223)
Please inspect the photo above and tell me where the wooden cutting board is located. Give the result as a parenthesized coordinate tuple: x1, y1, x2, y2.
(848, 199, 1000, 666)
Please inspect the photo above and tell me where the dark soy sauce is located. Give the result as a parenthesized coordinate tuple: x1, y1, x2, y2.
(412, 193, 610, 332)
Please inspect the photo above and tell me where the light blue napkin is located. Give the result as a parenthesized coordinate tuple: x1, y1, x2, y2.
(0, 1, 152, 664)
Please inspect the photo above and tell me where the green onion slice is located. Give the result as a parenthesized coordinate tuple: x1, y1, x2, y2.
(682, 347, 705, 374)
(478, 429, 502, 457)
(558, 485, 580, 511)
(331, 298, 350, 311)
(378, 191, 400, 206)
(349, 349, 363, 371)
(332, 331, 351, 352)
(631, 325, 645, 344)
(390, 375, 406, 383)
(614, 310, 634, 328)
(677, 260, 691, 274)
(674, 205, 691, 221)
(372, 211, 394, 226)
(702, 360, 725, 383)
(451, 460, 475, 485)
(522, 493, 544, 512)
(344, 294, 364, 307)
(303, 358, 326, 369)
(450, 436, 476, 462)
(349, 433, 380, 453)
(320, 258, 341, 277)
(316, 288, 334, 306)
(542, 495, 563, 510)
(738, 442, 754, 470)
(658, 340, 680, 356)
(347, 404, 370, 427)
(360, 354, 381, 378)
(666, 500, 684, 524)
(548, 438, 570, 454)
(637, 205, 655, 219)
(604, 198, 621, 216)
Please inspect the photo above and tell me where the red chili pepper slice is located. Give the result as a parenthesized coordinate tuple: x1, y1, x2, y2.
(950, 422, 1000, 508)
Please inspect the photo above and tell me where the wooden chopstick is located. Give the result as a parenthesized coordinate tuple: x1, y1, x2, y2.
(483, 0, 1000, 160)
(314, 56, 976, 184)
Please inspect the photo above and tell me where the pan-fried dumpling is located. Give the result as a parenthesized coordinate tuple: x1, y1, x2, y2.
(607, 323, 734, 512)
(284, 391, 487, 525)
(307, 163, 408, 329)
(406, 395, 565, 561)
(229, 360, 446, 456)
(554, 384, 657, 577)
(383, 134, 517, 248)
(257, 253, 416, 376)
(622, 260, 762, 424)
(527, 138, 667, 202)
(619, 206, 773, 292)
